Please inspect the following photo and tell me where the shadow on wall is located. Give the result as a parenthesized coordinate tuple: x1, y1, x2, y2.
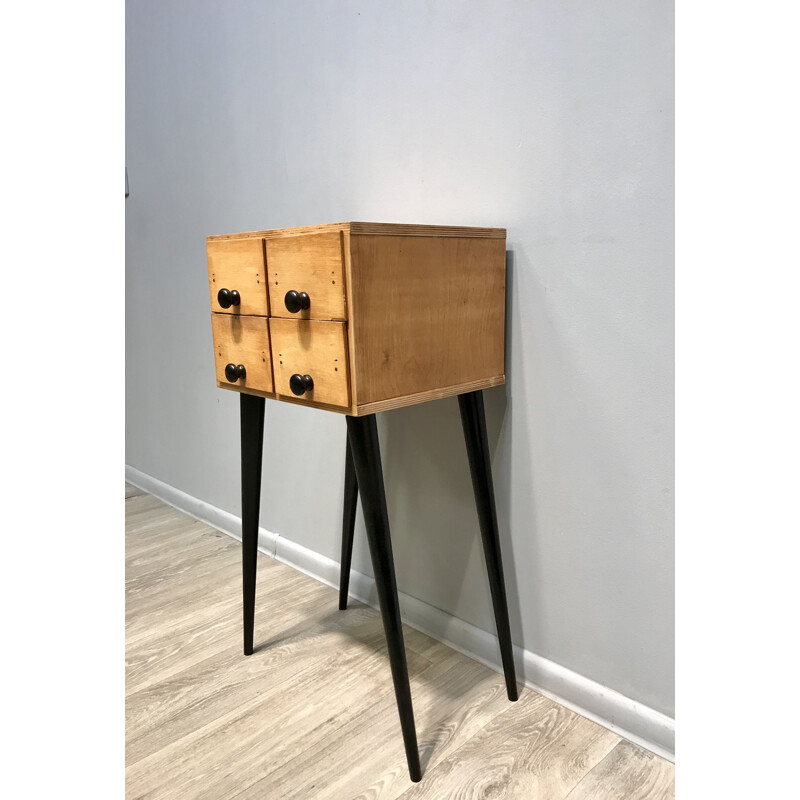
(371, 249, 529, 656)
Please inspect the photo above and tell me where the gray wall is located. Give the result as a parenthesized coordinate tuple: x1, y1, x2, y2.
(126, 1, 674, 718)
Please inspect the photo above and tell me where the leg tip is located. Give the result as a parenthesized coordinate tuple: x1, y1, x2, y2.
(407, 751, 422, 783)
(507, 684, 519, 701)
(244, 645, 254, 656)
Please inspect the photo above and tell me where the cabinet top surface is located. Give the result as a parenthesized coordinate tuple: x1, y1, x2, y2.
(206, 221, 506, 242)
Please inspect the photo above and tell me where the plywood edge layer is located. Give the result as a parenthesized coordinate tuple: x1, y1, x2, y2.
(217, 381, 354, 413)
(352, 376, 506, 416)
(349, 222, 506, 238)
(207, 223, 350, 242)
(207, 222, 506, 242)
(271, 393, 354, 415)
(210, 311, 270, 319)
(216, 382, 277, 400)
(217, 378, 504, 414)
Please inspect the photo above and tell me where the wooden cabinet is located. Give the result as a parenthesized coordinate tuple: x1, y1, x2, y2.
(205, 221, 518, 784)
(207, 222, 506, 415)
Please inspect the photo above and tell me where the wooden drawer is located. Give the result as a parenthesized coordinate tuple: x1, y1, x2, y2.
(270, 318, 350, 408)
(211, 314, 274, 394)
(207, 238, 269, 316)
(266, 232, 346, 321)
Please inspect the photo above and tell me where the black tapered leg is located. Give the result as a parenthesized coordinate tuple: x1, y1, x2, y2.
(339, 436, 359, 610)
(240, 393, 265, 657)
(458, 390, 519, 701)
(346, 415, 422, 782)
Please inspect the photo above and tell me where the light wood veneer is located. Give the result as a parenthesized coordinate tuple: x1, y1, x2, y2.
(210, 314, 273, 394)
(207, 222, 506, 415)
(270, 318, 350, 407)
(266, 231, 347, 321)
(207, 237, 269, 316)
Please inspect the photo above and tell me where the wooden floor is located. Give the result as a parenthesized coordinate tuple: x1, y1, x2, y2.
(126, 485, 675, 799)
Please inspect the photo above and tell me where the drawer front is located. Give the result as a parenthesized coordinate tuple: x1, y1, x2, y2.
(207, 238, 269, 316)
(270, 318, 350, 407)
(211, 313, 274, 393)
(266, 232, 346, 321)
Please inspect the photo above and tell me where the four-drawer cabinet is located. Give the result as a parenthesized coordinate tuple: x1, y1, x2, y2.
(207, 222, 507, 414)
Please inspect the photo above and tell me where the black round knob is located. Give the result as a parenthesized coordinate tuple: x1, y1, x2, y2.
(217, 288, 241, 309)
(284, 290, 310, 313)
(289, 374, 314, 396)
(224, 363, 246, 383)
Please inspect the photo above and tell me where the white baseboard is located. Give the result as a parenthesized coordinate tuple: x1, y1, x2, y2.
(126, 465, 675, 761)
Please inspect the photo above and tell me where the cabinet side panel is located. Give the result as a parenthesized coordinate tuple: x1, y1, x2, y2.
(350, 235, 506, 405)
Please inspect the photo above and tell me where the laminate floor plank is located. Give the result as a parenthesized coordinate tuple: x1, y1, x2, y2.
(127, 592, 432, 767)
(125, 560, 242, 619)
(125, 567, 331, 694)
(564, 740, 675, 800)
(125, 525, 236, 583)
(126, 514, 210, 560)
(125, 492, 186, 527)
(124, 566, 242, 642)
(125, 558, 309, 651)
(394, 691, 620, 800)
(126, 487, 674, 800)
(125, 514, 204, 551)
(127, 622, 430, 800)
(240, 650, 513, 800)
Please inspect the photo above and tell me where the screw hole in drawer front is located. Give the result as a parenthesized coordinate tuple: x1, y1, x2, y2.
(266, 231, 346, 320)
(207, 237, 269, 316)
(270, 318, 349, 408)
(211, 314, 273, 393)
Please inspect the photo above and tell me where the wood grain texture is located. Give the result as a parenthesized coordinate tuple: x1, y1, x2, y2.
(270, 318, 350, 408)
(348, 234, 506, 406)
(565, 740, 675, 800)
(209, 222, 347, 241)
(266, 231, 347, 321)
(354, 376, 505, 416)
(207, 222, 506, 242)
(210, 313, 274, 395)
(126, 485, 674, 800)
(244, 650, 512, 800)
(217, 380, 352, 413)
(342, 228, 361, 406)
(348, 222, 506, 239)
(207, 237, 269, 316)
(394, 691, 620, 800)
(207, 222, 508, 413)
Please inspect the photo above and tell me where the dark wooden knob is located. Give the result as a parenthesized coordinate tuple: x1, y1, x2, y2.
(289, 374, 314, 396)
(225, 363, 246, 382)
(284, 290, 310, 313)
(217, 288, 241, 309)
